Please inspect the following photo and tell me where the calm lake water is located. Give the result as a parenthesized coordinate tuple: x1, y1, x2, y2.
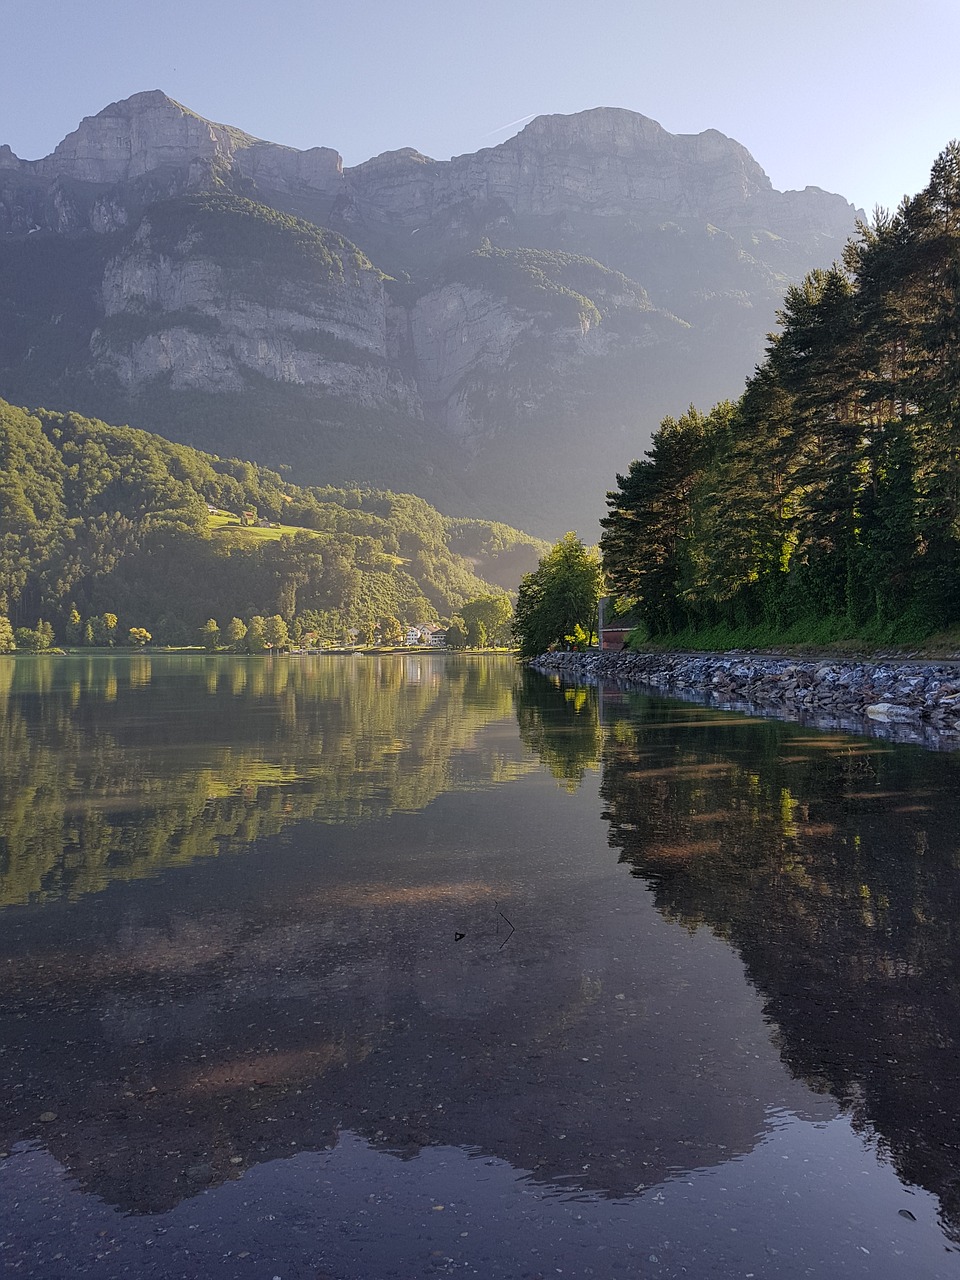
(2, 653, 960, 1278)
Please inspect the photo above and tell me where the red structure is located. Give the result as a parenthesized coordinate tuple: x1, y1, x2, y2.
(597, 597, 637, 651)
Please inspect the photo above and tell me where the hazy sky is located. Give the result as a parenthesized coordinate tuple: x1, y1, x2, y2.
(3, 0, 958, 214)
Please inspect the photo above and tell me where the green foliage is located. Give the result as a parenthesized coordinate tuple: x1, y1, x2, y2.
(128, 627, 152, 647)
(246, 616, 267, 654)
(199, 619, 221, 651)
(460, 594, 513, 646)
(445, 617, 468, 649)
(65, 605, 82, 646)
(442, 246, 623, 329)
(0, 396, 527, 644)
(145, 193, 377, 289)
(14, 619, 54, 652)
(602, 142, 960, 648)
(263, 615, 290, 651)
(602, 405, 729, 635)
(0, 615, 13, 652)
(443, 519, 550, 590)
(90, 614, 119, 647)
(379, 615, 403, 645)
(513, 533, 603, 658)
(225, 617, 247, 652)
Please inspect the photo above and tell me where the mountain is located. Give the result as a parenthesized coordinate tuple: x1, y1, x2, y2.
(0, 92, 862, 537)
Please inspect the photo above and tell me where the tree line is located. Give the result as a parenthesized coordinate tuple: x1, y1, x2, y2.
(0, 610, 152, 653)
(602, 142, 960, 646)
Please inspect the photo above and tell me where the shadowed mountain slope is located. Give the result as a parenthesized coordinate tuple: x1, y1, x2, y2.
(0, 93, 861, 537)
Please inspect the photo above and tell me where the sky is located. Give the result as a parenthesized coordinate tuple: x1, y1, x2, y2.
(2, 0, 959, 215)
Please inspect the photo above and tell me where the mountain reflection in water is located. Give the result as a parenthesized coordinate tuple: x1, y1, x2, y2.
(1, 656, 959, 1277)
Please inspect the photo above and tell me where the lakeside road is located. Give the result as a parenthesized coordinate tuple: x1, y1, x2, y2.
(531, 648, 960, 747)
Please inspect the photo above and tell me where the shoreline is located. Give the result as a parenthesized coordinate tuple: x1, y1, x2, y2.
(531, 649, 960, 747)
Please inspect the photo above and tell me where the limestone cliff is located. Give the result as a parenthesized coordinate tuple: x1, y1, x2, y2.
(0, 93, 862, 536)
(0, 95, 854, 245)
(92, 198, 416, 410)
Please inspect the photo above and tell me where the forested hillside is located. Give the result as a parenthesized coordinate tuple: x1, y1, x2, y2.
(602, 143, 960, 646)
(0, 398, 545, 645)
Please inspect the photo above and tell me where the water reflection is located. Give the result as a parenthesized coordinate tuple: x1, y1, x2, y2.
(524, 672, 960, 1241)
(0, 653, 526, 906)
(3, 658, 960, 1277)
(0, 782, 813, 1216)
(0, 656, 827, 1222)
(514, 669, 603, 791)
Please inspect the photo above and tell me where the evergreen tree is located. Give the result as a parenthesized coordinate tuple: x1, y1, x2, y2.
(65, 605, 82, 646)
(601, 408, 716, 634)
(91, 613, 118, 647)
(599, 143, 960, 646)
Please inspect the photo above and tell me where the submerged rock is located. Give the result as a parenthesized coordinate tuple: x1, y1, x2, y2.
(865, 703, 920, 722)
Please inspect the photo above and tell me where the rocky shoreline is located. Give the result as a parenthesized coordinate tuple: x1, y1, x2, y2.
(530, 649, 960, 748)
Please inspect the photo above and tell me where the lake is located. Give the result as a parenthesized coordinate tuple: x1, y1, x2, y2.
(2, 653, 960, 1278)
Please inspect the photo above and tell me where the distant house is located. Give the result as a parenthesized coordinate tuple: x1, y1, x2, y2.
(426, 626, 448, 647)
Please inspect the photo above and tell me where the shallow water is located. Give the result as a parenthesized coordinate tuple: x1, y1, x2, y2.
(2, 654, 960, 1278)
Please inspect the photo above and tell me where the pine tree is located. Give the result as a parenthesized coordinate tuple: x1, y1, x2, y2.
(65, 605, 82, 646)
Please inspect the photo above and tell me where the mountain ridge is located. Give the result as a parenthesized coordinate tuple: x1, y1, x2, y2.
(0, 91, 858, 236)
(0, 93, 863, 537)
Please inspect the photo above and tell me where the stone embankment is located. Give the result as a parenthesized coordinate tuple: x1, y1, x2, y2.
(531, 650, 960, 740)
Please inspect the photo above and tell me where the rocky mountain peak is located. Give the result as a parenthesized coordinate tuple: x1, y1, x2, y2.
(483, 106, 775, 218)
(27, 89, 261, 185)
(97, 89, 190, 116)
(516, 105, 672, 148)
(0, 94, 857, 243)
(0, 92, 864, 537)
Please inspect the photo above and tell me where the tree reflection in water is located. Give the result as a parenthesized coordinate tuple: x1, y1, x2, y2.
(0, 653, 524, 906)
(519, 671, 960, 1240)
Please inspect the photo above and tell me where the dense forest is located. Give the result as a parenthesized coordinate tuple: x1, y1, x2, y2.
(0, 398, 544, 646)
(602, 143, 960, 646)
